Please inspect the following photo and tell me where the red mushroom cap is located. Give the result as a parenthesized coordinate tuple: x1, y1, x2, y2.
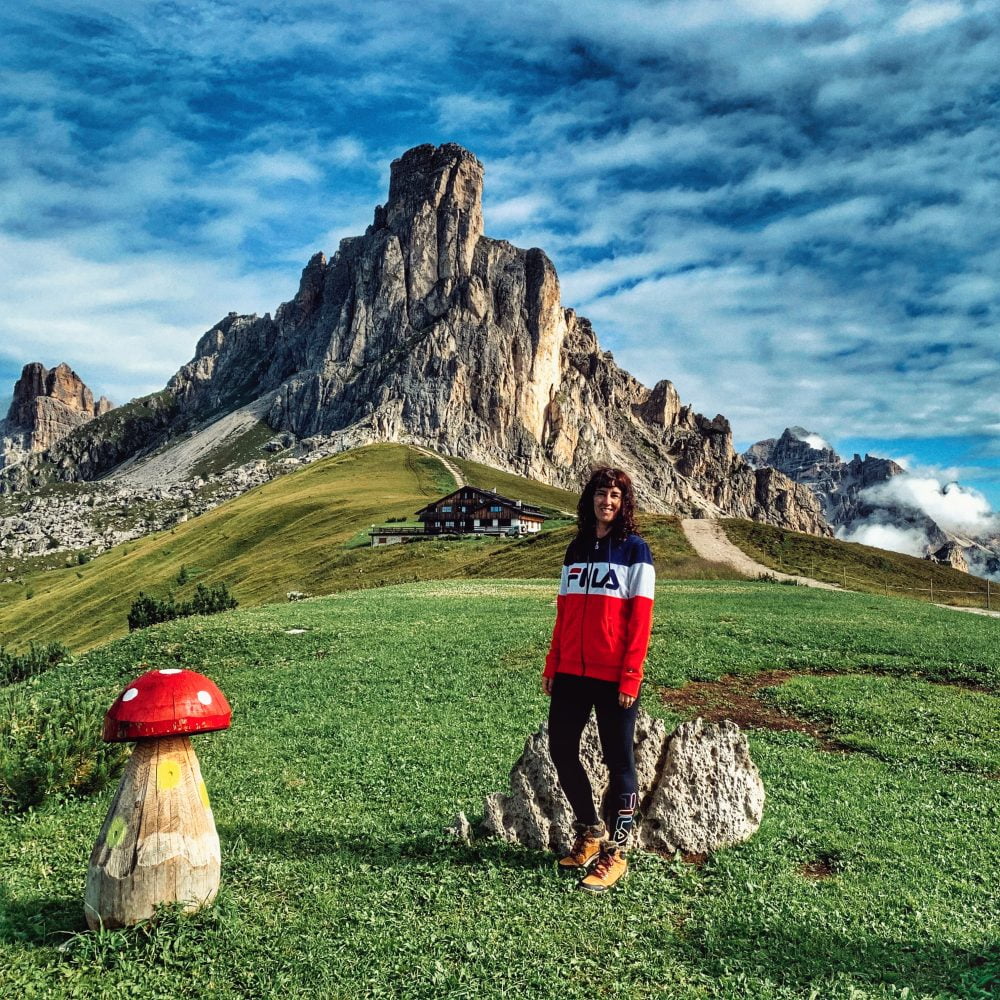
(103, 668, 232, 742)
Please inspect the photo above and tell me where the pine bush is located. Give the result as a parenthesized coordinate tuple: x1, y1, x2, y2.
(0, 642, 71, 686)
(0, 688, 128, 812)
(127, 583, 238, 631)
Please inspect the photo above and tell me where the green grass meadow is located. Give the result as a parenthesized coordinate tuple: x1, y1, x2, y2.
(2, 580, 998, 999)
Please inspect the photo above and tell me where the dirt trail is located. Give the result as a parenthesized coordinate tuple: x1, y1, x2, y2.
(937, 604, 1000, 619)
(680, 518, 841, 590)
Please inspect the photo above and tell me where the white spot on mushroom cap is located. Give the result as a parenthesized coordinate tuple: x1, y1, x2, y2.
(197, 690, 213, 706)
(123, 688, 139, 702)
(158, 668, 182, 675)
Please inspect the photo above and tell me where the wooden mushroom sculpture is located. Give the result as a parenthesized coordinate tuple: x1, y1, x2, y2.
(84, 668, 232, 930)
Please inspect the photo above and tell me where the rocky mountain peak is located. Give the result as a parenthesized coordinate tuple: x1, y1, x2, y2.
(1, 362, 113, 470)
(742, 427, 905, 517)
(5, 143, 829, 535)
(741, 425, 1000, 577)
(743, 426, 838, 476)
(385, 143, 483, 239)
(8, 362, 105, 424)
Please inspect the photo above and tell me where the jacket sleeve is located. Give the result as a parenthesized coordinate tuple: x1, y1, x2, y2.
(543, 562, 570, 679)
(619, 540, 655, 698)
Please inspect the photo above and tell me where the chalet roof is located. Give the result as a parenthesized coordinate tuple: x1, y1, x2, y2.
(415, 485, 546, 518)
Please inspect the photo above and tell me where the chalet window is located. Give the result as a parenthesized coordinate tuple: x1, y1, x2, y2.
(490, 505, 502, 512)
(446, 520, 454, 527)
(441, 505, 453, 512)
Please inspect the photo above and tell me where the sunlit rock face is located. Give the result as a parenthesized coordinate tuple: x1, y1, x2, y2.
(0, 362, 113, 469)
(164, 143, 826, 529)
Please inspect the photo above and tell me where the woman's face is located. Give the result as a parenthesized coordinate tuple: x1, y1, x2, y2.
(593, 484, 623, 533)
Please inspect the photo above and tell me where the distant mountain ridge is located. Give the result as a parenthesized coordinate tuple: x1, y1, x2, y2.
(743, 427, 906, 525)
(0, 362, 112, 470)
(742, 427, 999, 577)
(0, 143, 827, 535)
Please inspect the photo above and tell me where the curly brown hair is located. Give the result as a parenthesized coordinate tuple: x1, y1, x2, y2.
(577, 467, 638, 542)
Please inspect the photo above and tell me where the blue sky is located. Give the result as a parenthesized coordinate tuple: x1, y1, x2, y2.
(1, 0, 997, 507)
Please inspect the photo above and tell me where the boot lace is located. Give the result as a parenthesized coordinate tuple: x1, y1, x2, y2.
(591, 849, 618, 878)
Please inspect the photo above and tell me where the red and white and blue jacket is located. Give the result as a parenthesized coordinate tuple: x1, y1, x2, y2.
(543, 532, 655, 698)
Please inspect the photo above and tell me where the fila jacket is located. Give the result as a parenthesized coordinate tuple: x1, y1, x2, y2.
(543, 532, 655, 698)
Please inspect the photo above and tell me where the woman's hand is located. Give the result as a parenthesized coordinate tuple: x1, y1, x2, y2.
(542, 676, 554, 696)
(618, 692, 635, 708)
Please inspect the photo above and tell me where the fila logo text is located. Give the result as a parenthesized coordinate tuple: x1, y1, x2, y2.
(567, 566, 621, 591)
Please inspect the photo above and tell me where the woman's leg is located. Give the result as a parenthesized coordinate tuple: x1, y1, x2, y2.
(593, 683, 639, 851)
(547, 674, 601, 826)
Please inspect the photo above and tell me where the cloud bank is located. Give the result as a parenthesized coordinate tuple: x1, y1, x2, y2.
(861, 476, 998, 538)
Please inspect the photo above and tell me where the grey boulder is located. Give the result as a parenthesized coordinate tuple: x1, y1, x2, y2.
(482, 711, 765, 856)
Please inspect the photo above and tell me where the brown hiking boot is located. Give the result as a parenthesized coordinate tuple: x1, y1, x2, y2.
(558, 824, 604, 871)
(579, 847, 628, 892)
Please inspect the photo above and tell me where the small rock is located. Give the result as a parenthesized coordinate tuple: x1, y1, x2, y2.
(444, 811, 473, 845)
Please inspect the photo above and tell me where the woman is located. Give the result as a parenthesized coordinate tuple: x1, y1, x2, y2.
(542, 467, 655, 892)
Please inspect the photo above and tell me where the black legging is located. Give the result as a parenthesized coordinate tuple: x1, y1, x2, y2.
(548, 673, 639, 849)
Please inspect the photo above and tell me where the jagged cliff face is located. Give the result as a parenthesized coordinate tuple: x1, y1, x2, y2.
(0, 363, 113, 470)
(163, 143, 826, 531)
(743, 427, 905, 525)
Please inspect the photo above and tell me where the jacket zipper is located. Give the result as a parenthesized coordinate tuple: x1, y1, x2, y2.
(580, 536, 595, 676)
(580, 533, 606, 678)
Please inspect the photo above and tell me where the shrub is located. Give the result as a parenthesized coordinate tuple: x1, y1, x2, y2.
(77, 551, 91, 565)
(176, 565, 189, 585)
(127, 583, 238, 632)
(0, 642, 71, 686)
(0, 688, 128, 812)
(127, 592, 171, 631)
(188, 582, 238, 616)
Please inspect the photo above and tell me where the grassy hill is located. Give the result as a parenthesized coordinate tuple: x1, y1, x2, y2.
(1, 580, 997, 998)
(721, 518, 994, 609)
(0, 444, 738, 652)
(0, 444, 449, 650)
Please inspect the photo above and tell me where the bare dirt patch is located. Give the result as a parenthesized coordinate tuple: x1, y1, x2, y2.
(799, 857, 837, 880)
(658, 669, 853, 751)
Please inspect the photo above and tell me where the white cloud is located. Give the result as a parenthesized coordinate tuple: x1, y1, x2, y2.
(792, 430, 831, 451)
(861, 476, 998, 535)
(436, 94, 511, 128)
(836, 521, 929, 556)
(326, 136, 368, 166)
(0, 232, 291, 401)
(735, 0, 845, 20)
(895, 2, 964, 35)
(485, 194, 549, 228)
(237, 152, 323, 185)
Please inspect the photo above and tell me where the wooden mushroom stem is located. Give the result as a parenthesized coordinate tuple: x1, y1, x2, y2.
(85, 734, 220, 930)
